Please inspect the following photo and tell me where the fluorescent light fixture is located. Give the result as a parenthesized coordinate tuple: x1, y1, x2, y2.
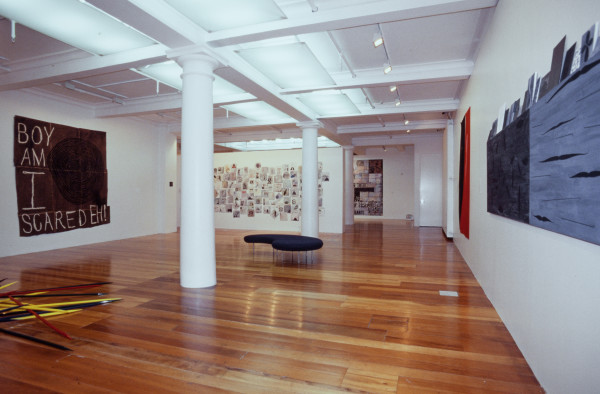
(221, 101, 292, 122)
(135, 61, 183, 90)
(298, 92, 360, 117)
(134, 61, 249, 100)
(383, 62, 392, 74)
(373, 33, 384, 48)
(389, 85, 397, 92)
(0, 0, 156, 55)
(164, 0, 285, 32)
(213, 77, 249, 99)
(237, 42, 335, 89)
(216, 136, 339, 151)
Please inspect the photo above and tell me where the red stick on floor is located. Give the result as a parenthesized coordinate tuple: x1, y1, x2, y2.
(8, 295, 72, 340)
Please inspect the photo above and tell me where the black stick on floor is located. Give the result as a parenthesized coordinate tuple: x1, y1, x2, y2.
(0, 327, 72, 351)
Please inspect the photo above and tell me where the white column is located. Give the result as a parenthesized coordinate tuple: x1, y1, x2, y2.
(175, 53, 219, 288)
(343, 145, 355, 226)
(298, 121, 321, 237)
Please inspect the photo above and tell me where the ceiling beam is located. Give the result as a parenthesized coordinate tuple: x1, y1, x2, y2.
(337, 119, 448, 134)
(207, 0, 499, 47)
(94, 91, 256, 118)
(280, 60, 473, 95)
(214, 116, 294, 130)
(0, 44, 167, 92)
(352, 132, 443, 146)
(214, 58, 315, 123)
(125, 0, 207, 44)
(214, 128, 302, 143)
(318, 98, 459, 119)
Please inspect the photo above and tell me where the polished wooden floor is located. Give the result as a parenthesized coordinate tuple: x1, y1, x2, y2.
(0, 221, 542, 393)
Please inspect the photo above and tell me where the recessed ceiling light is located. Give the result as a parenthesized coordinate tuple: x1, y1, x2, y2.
(237, 42, 335, 89)
(221, 101, 292, 123)
(164, 0, 285, 32)
(0, 0, 156, 55)
(298, 92, 360, 116)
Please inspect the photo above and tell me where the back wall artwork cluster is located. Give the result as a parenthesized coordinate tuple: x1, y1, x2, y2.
(353, 159, 383, 216)
(14, 116, 110, 236)
(213, 162, 329, 221)
(487, 23, 600, 246)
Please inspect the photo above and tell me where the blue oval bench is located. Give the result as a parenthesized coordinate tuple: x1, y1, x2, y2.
(244, 234, 323, 263)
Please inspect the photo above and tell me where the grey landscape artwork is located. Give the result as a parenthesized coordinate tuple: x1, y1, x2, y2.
(487, 38, 600, 246)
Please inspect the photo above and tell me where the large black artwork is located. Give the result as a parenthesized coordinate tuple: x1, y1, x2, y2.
(487, 34, 600, 246)
(487, 112, 530, 223)
(14, 116, 110, 236)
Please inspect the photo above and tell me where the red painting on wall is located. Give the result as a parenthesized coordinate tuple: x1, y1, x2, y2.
(459, 108, 471, 238)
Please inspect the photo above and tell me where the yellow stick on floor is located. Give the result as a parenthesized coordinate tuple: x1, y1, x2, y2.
(0, 281, 18, 290)
(7, 305, 70, 313)
(1, 297, 121, 310)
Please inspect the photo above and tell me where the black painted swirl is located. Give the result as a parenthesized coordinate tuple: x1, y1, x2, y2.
(48, 138, 105, 205)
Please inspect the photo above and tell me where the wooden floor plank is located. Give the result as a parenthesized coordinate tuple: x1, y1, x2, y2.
(0, 221, 543, 392)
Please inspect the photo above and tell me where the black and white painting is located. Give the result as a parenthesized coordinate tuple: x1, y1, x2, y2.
(487, 36, 600, 246)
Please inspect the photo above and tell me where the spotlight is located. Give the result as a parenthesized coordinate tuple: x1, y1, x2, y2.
(373, 33, 383, 48)
(383, 62, 392, 74)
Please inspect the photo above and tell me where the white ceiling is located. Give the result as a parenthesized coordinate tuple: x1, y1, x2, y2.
(0, 0, 497, 150)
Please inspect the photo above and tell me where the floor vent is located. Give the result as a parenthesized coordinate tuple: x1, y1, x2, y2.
(439, 290, 459, 297)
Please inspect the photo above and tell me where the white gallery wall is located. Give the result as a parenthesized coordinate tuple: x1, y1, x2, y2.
(213, 147, 343, 234)
(455, 1, 600, 392)
(0, 90, 178, 257)
(354, 146, 415, 220)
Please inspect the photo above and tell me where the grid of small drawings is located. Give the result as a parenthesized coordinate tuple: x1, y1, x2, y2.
(214, 162, 329, 221)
